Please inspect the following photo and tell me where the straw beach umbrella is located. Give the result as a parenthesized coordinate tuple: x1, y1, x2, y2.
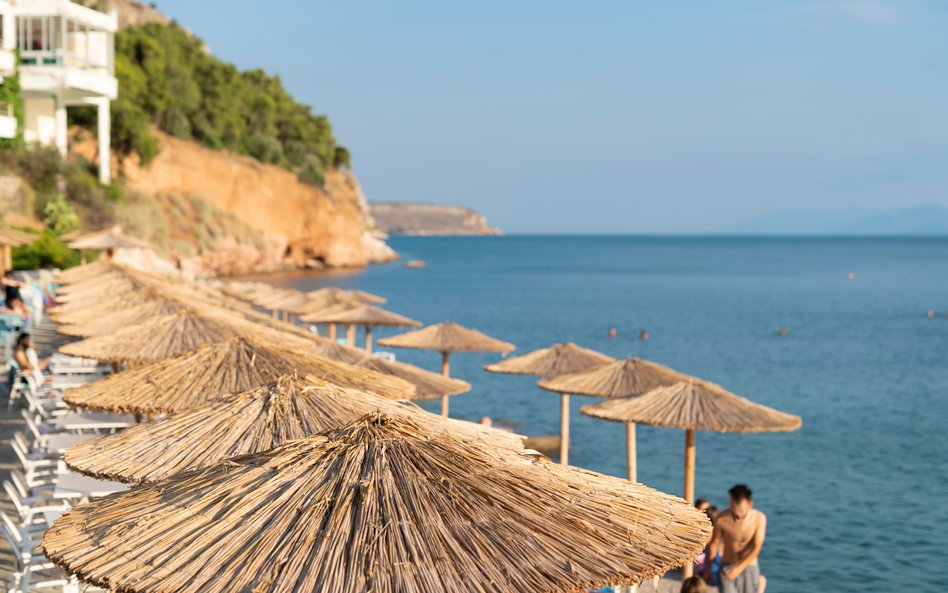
(57, 299, 188, 337)
(378, 322, 515, 416)
(301, 303, 421, 352)
(58, 310, 321, 365)
(581, 379, 802, 503)
(309, 340, 471, 399)
(45, 415, 711, 593)
(292, 288, 387, 340)
(67, 226, 152, 264)
(0, 227, 36, 272)
(54, 259, 112, 284)
(62, 336, 415, 414)
(538, 358, 691, 481)
(65, 375, 517, 484)
(307, 286, 385, 304)
(485, 342, 614, 464)
(359, 357, 471, 400)
(581, 379, 801, 578)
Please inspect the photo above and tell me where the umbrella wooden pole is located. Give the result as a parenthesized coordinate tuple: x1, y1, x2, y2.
(559, 393, 569, 465)
(328, 323, 337, 341)
(2, 245, 10, 272)
(271, 309, 277, 320)
(626, 422, 637, 482)
(440, 351, 450, 417)
(346, 324, 356, 347)
(365, 326, 373, 353)
(681, 428, 696, 578)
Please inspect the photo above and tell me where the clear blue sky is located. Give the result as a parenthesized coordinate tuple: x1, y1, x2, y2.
(154, 0, 948, 233)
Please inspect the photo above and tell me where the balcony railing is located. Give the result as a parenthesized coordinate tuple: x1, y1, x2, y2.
(19, 49, 108, 72)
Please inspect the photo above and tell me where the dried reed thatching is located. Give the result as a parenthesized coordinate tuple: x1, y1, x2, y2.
(307, 341, 466, 397)
(581, 379, 802, 433)
(253, 288, 309, 310)
(485, 343, 614, 466)
(57, 299, 189, 337)
(54, 272, 135, 303)
(58, 310, 318, 365)
(55, 260, 112, 284)
(484, 342, 614, 377)
(65, 375, 517, 483)
(45, 414, 710, 593)
(378, 322, 515, 353)
(309, 340, 372, 364)
(380, 323, 514, 416)
(538, 358, 691, 399)
(62, 336, 415, 414)
(51, 284, 155, 325)
(0, 228, 37, 246)
(310, 286, 386, 304)
(300, 303, 420, 327)
(359, 357, 471, 399)
(290, 287, 386, 315)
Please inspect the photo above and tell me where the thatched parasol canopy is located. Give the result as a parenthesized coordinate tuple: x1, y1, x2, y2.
(379, 322, 515, 353)
(307, 341, 468, 398)
(58, 307, 327, 364)
(67, 227, 152, 251)
(581, 378, 800, 579)
(580, 379, 803, 433)
(308, 286, 386, 304)
(378, 323, 515, 417)
(300, 303, 420, 328)
(359, 357, 471, 399)
(537, 358, 690, 398)
(0, 227, 37, 246)
(62, 336, 415, 414)
(57, 299, 188, 337)
(485, 342, 614, 465)
(309, 339, 371, 365)
(538, 358, 691, 480)
(54, 259, 112, 284)
(484, 342, 613, 377)
(302, 304, 421, 352)
(45, 415, 710, 593)
(65, 375, 515, 484)
(0, 228, 37, 272)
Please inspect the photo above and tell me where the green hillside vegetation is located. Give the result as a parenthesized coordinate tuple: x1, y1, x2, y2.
(108, 22, 350, 186)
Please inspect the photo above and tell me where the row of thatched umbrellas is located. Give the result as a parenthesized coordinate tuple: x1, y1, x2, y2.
(214, 271, 802, 534)
(37, 259, 718, 592)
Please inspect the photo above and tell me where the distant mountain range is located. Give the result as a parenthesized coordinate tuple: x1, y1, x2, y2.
(727, 205, 948, 235)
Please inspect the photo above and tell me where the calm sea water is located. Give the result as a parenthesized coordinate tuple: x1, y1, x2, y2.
(255, 236, 947, 592)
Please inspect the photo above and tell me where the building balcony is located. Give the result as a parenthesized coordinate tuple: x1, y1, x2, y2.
(19, 51, 117, 99)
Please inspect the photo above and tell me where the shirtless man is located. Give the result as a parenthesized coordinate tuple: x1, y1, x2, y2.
(705, 484, 766, 593)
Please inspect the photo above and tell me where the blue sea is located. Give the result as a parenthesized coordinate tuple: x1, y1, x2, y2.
(258, 236, 947, 592)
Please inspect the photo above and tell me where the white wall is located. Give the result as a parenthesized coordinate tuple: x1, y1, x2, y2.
(23, 95, 56, 145)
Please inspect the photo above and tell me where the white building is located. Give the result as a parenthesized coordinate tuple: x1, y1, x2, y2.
(0, 0, 116, 182)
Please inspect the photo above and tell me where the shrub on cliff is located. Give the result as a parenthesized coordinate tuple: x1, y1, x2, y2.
(112, 22, 348, 186)
(12, 230, 80, 270)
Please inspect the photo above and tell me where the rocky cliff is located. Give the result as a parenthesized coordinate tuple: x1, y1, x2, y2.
(115, 132, 397, 272)
(370, 202, 500, 236)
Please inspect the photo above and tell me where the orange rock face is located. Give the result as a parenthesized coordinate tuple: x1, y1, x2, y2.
(122, 132, 377, 268)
